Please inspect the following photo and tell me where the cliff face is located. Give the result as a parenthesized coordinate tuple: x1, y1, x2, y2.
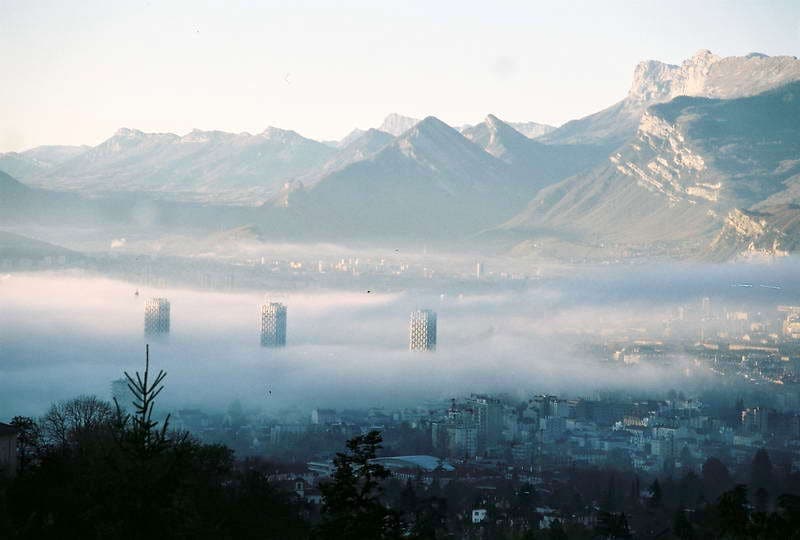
(706, 209, 788, 261)
(502, 79, 800, 255)
(609, 110, 714, 206)
(543, 50, 800, 146)
(705, 205, 800, 261)
(629, 49, 800, 104)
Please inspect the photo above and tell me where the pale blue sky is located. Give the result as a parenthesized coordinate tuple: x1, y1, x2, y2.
(1, 0, 799, 151)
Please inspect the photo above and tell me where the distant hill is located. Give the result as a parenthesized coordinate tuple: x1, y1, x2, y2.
(260, 116, 526, 239)
(463, 114, 609, 190)
(296, 128, 395, 188)
(0, 230, 78, 260)
(20, 127, 337, 204)
(0, 145, 88, 179)
(506, 120, 555, 139)
(0, 169, 262, 232)
(0, 169, 30, 197)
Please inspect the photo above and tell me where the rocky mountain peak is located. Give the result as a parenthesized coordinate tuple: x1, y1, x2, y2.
(396, 116, 470, 153)
(461, 115, 537, 160)
(627, 50, 721, 103)
(113, 127, 146, 138)
(628, 59, 682, 103)
(627, 50, 800, 106)
(485, 114, 506, 131)
(260, 126, 306, 144)
(688, 48, 718, 63)
(99, 128, 178, 154)
(180, 129, 236, 144)
(336, 128, 367, 148)
(378, 113, 420, 136)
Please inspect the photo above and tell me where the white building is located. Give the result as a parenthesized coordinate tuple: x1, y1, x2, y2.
(476, 261, 484, 279)
(472, 509, 487, 524)
(144, 298, 170, 335)
(783, 311, 800, 339)
(409, 309, 437, 351)
(260, 302, 287, 347)
(311, 408, 337, 425)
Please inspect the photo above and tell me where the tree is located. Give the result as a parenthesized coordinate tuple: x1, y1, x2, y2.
(41, 395, 114, 448)
(113, 344, 176, 456)
(715, 485, 749, 539)
(545, 519, 568, 540)
(605, 472, 618, 511)
(702, 457, 731, 503)
(595, 511, 632, 539)
(677, 471, 703, 509)
(750, 448, 773, 492)
(9, 416, 41, 472)
(774, 494, 800, 534)
(753, 487, 769, 514)
(104, 345, 188, 537)
(4, 346, 311, 539)
(407, 493, 448, 540)
(316, 430, 400, 540)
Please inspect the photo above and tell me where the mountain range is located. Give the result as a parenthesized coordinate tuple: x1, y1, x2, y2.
(3, 50, 800, 260)
(0, 111, 557, 205)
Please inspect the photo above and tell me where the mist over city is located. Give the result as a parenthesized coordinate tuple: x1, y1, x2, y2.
(3, 1, 800, 538)
(0, 266, 734, 416)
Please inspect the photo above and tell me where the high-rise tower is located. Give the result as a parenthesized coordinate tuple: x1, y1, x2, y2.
(144, 298, 170, 335)
(409, 309, 437, 351)
(260, 302, 287, 347)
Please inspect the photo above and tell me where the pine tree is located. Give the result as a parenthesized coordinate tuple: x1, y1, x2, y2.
(107, 344, 188, 538)
(715, 485, 749, 539)
(114, 344, 175, 453)
(316, 430, 400, 540)
(750, 448, 773, 492)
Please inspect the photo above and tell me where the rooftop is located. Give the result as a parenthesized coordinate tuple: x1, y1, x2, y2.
(371, 455, 454, 472)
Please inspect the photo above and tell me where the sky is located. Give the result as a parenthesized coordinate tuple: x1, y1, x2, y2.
(1, 0, 799, 151)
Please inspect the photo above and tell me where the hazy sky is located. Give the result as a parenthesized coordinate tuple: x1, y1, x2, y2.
(1, 0, 799, 151)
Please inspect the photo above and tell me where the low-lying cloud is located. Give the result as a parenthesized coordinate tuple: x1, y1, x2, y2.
(0, 269, 733, 418)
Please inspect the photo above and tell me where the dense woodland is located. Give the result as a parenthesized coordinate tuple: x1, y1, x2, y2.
(2, 358, 800, 539)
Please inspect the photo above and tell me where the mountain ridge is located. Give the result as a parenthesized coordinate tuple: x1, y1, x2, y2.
(541, 50, 800, 147)
(502, 79, 800, 256)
